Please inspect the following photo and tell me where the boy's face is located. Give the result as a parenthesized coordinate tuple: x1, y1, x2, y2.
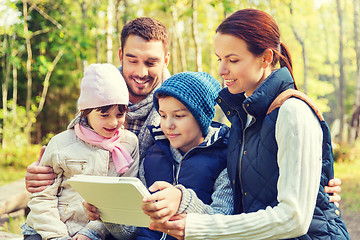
(120, 35, 170, 104)
(158, 96, 204, 153)
(87, 106, 126, 138)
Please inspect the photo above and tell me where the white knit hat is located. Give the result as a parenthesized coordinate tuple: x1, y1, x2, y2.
(77, 63, 129, 110)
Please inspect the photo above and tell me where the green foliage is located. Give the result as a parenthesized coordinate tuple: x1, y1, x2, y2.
(0, 103, 29, 146)
(0, 144, 42, 169)
(0, 0, 359, 145)
(0, 166, 27, 187)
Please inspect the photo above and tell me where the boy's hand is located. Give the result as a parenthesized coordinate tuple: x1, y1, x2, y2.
(142, 181, 182, 224)
(25, 146, 56, 193)
(83, 201, 101, 221)
(72, 234, 91, 240)
(325, 178, 342, 207)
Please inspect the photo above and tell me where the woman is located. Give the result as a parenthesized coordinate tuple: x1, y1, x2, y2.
(149, 9, 350, 239)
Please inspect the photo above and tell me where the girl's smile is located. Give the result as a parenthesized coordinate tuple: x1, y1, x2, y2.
(87, 106, 126, 138)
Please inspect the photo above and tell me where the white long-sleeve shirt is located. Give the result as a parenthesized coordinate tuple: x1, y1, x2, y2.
(184, 98, 323, 239)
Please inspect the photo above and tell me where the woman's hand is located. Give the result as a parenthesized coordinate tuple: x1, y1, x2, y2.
(72, 234, 91, 240)
(25, 146, 56, 193)
(149, 214, 187, 240)
(82, 201, 101, 221)
(142, 181, 182, 224)
(325, 178, 342, 207)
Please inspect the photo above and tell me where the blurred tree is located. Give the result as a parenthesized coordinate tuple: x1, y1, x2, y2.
(336, 0, 346, 143)
(349, 0, 360, 143)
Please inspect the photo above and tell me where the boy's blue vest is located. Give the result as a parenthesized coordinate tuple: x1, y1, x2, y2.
(136, 122, 229, 240)
(218, 67, 350, 239)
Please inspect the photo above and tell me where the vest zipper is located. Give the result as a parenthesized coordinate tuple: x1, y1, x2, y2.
(238, 104, 256, 212)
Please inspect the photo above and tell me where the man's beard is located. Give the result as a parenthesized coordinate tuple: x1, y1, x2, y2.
(126, 75, 154, 98)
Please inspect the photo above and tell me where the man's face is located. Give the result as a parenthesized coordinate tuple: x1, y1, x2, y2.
(119, 35, 170, 104)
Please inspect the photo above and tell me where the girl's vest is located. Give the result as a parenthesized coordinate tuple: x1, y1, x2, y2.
(136, 123, 229, 240)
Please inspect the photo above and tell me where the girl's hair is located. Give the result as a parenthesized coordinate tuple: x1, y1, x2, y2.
(80, 104, 128, 119)
(216, 8, 297, 89)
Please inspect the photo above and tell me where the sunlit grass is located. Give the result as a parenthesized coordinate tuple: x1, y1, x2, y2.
(0, 166, 26, 186)
(334, 158, 360, 212)
(0, 215, 26, 235)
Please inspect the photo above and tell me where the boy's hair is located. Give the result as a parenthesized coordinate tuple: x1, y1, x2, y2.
(154, 72, 221, 136)
(120, 17, 170, 54)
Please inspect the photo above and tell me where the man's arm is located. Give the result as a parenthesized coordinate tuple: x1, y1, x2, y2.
(25, 146, 57, 193)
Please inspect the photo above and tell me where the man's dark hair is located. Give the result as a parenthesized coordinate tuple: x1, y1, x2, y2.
(120, 17, 170, 53)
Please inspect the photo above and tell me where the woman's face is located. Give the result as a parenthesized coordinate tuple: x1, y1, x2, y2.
(214, 32, 268, 96)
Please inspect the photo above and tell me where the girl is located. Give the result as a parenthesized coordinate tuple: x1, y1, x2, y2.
(149, 9, 350, 239)
(21, 63, 139, 240)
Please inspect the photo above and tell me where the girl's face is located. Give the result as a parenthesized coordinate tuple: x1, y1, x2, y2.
(87, 106, 126, 138)
(158, 96, 204, 153)
(214, 33, 269, 96)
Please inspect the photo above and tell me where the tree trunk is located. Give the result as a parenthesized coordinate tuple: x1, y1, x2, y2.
(191, 0, 202, 72)
(1, 35, 10, 148)
(35, 51, 64, 117)
(170, 35, 178, 75)
(171, 5, 186, 72)
(12, 57, 18, 127)
(107, 0, 114, 63)
(23, 0, 33, 143)
(80, 0, 88, 70)
(336, 0, 346, 143)
(95, 0, 101, 63)
(289, 1, 308, 94)
(349, 0, 360, 143)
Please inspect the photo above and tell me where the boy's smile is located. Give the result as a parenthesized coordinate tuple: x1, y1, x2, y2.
(158, 96, 204, 153)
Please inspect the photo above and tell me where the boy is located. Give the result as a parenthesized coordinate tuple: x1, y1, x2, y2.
(137, 72, 234, 240)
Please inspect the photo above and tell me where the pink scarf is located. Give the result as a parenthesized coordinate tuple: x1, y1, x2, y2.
(74, 124, 134, 174)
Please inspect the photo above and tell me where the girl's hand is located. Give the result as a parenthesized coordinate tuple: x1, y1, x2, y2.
(149, 214, 187, 240)
(72, 234, 91, 240)
(325, 178, 342, 207)
(82, 201, 101, 220)
(142, 181, 182, 224)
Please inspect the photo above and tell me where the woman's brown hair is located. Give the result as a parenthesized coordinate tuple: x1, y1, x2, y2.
(216, 8, 297, 89)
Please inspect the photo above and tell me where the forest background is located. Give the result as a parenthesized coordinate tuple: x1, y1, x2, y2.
(0, 0, 360, 237)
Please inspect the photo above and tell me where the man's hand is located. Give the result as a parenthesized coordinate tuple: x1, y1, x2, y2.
(72, 234, 91, 240)
(149, 214, 186, 240)
(325, 178, 342, 207)
(25, 146, 56, 193)
(142, 181, 182, 224)
(83, 201, 101, 221)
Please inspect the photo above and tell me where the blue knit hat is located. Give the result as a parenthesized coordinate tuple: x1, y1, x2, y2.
(153, 72, 221, 136)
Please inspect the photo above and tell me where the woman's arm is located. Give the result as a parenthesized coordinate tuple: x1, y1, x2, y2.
(163, 98, 323, 239)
